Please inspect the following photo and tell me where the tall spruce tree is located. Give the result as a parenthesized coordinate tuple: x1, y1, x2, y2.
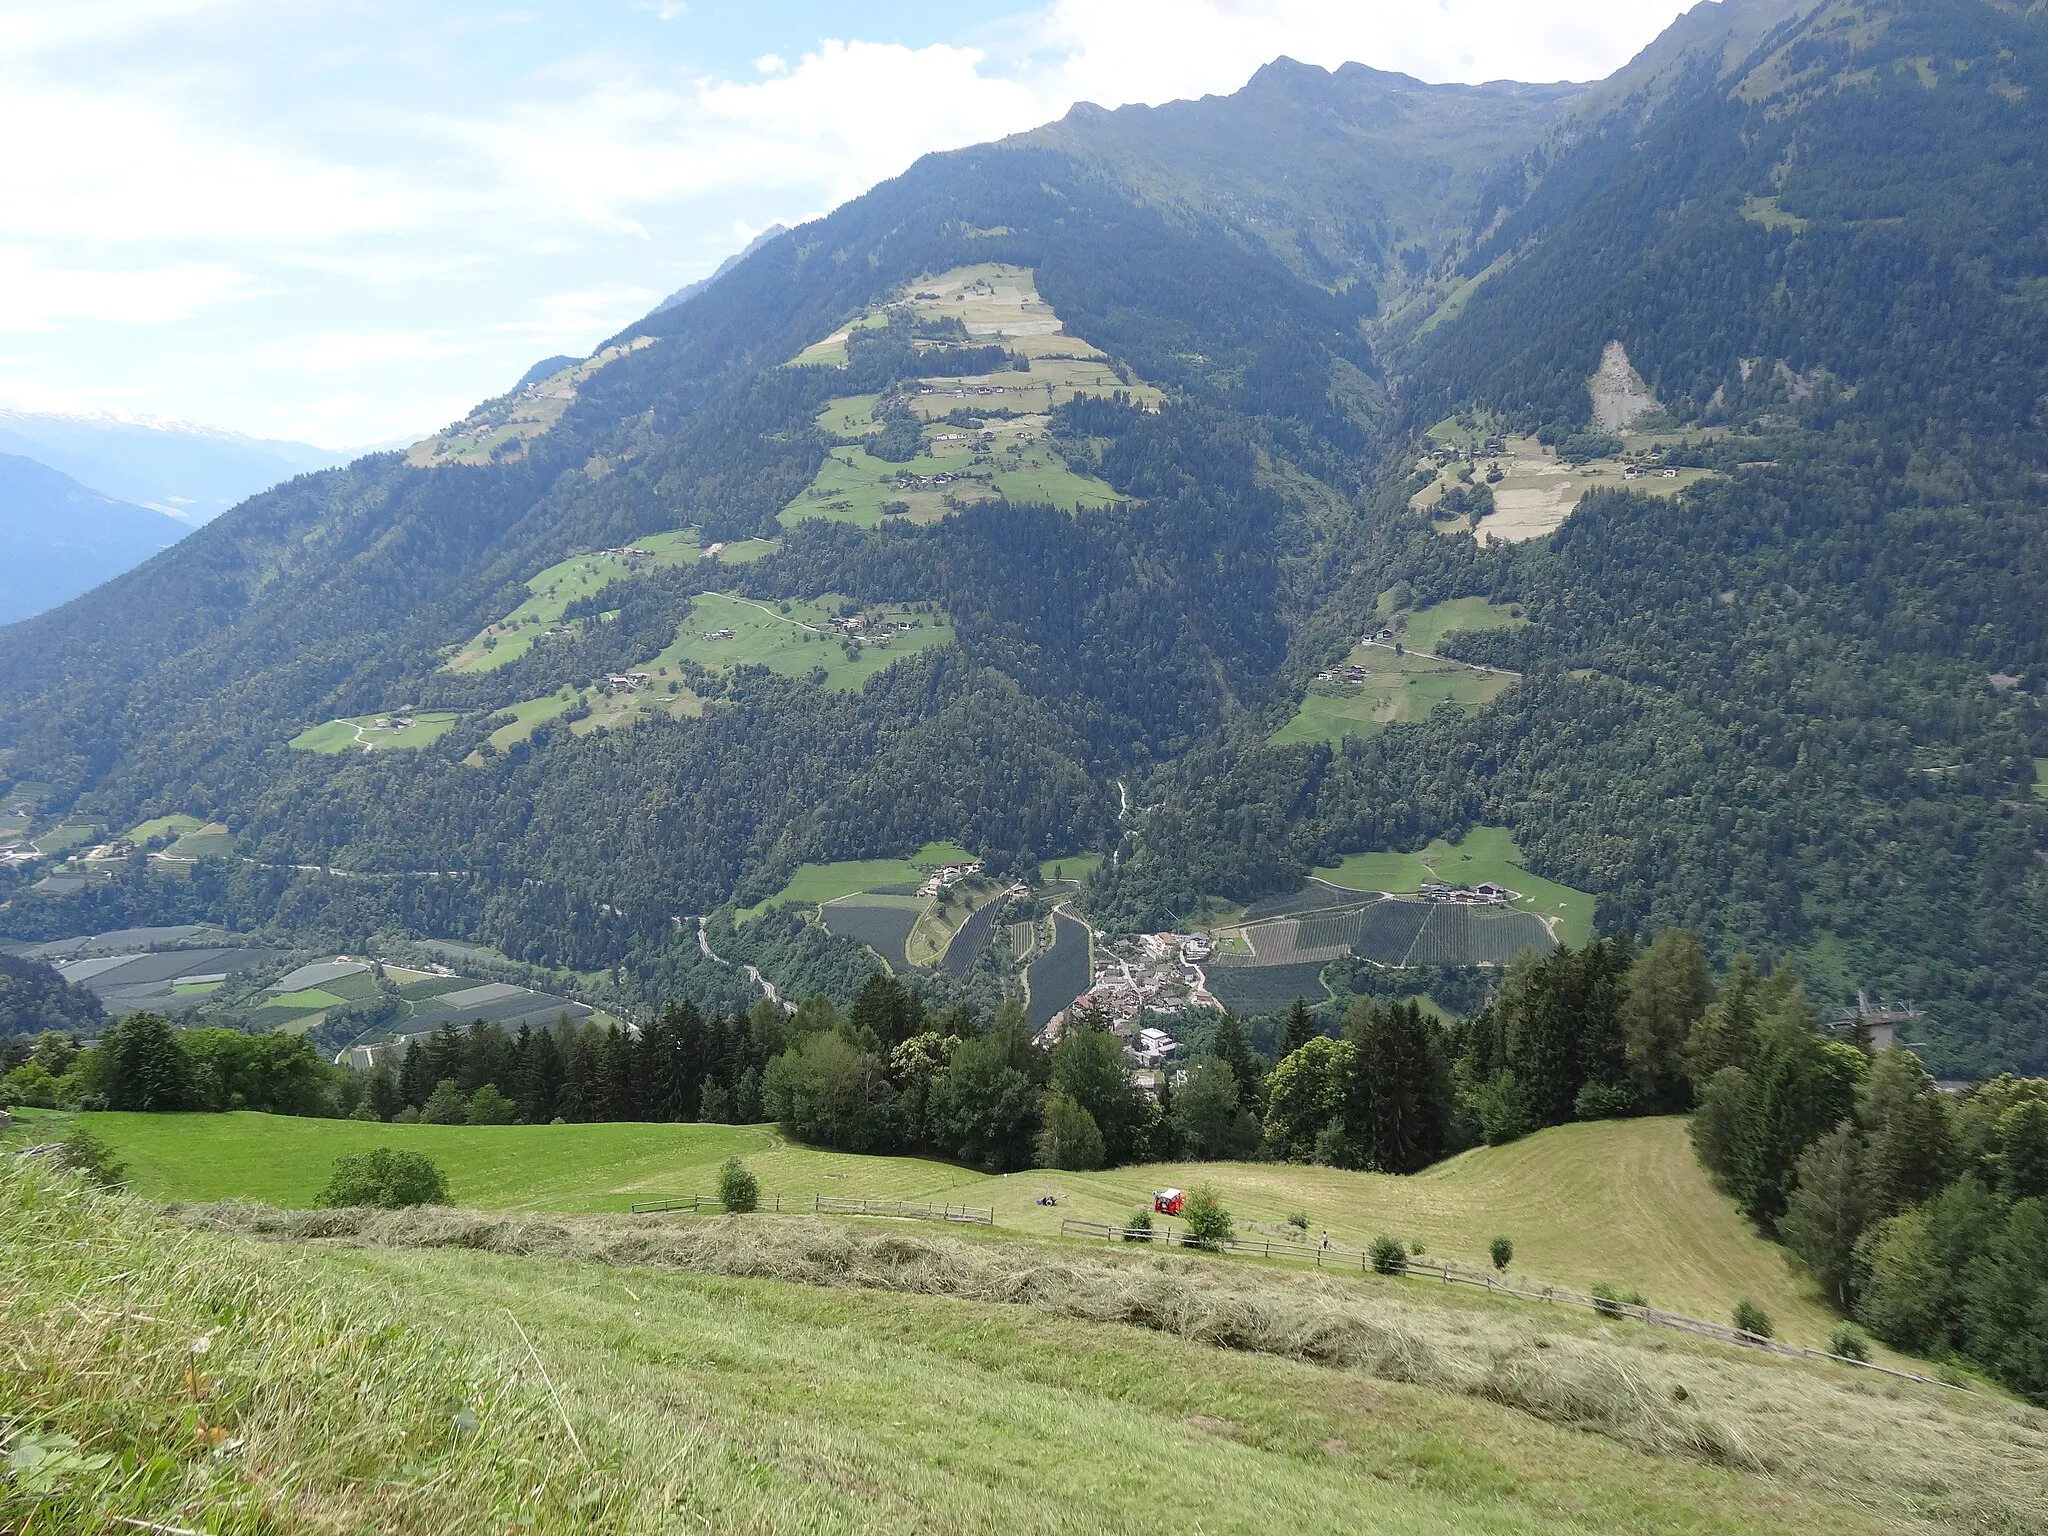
(1342, 999, 1451, 1174)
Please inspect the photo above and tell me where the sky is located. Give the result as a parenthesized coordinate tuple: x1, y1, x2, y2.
(0, 0, 1703, 449)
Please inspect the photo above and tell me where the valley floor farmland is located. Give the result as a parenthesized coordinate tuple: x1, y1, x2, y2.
(65, 1111, 1843, 1346)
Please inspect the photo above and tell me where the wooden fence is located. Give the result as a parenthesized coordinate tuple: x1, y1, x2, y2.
(1057, 1218, 1961, 1391)
(629, 1193, 994, 1226)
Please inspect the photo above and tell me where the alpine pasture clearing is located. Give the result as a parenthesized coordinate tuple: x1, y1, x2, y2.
(1312, 826, 1594, 947)
(54, 1112, 1889, 1350)
(290, 710, 459, 754)
(403, 335, 657, 468)
(1038, 851, 1103, 884)
(444, 529, 702, 673)
(21, 1163, 2043, 1536)
(1412, 436, 1716, 544)
(782, 414, 1119, 529)
(119, 812, 204, 845)
(1395, 595, 1528, 655)
(645, 591, 954, 690)
(1271, 645, 1516, 748)
(742, 840, 978, 917)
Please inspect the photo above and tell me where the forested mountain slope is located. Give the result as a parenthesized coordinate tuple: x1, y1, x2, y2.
(0, 0, 2042, 1075)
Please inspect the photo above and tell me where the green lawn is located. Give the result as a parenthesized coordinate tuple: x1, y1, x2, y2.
(444, 529, 702, 673)
(645, 591, 954, 691)
(743, 840, 979, 917)
(1271, 647, 1514, 747)
(1398, 596, 1527, 655)
(1315, 825, 1594, 947)
(484, 690, 577, 748)
(30, 822, 101, 856)
(290, 711, 459, 754)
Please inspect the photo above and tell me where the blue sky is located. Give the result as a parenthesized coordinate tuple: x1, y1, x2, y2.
(0, 1, 1695, 448)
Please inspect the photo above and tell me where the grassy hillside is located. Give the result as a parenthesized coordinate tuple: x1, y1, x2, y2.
(60, 1110, 1834, 1344)
(8, 1160, 2043, 1534)
(1313, 826, 1593, 947)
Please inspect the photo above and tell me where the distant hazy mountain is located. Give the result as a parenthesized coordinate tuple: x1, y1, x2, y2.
(0, 453, 188, 625)
(0, 410, 344, 524)
(650, 225, 790, 315)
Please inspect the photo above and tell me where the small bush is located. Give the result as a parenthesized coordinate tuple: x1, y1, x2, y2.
(1180, 1186, 1233, 1251)
(1410, 1239, 1427, 1256)
(1123, 1209, 1154, 1241)
(717, 1157, 759, 1214)
(1489, 1235, 1514, 1272)
(1286, 1211, 1309, 1233)
(1828, 1323, 1870, 1361)
(465, 1084, 517, 1126)
(1590, 1282, 1645, 1318)
(394, 1106, 421, 1124)
(1732, 1299, 1773, 1338)
(1572, 1081, 1635, 1121)
(318, 1147, 449, 1209)
(1368, 1234, 1408, 1275)
(56, 1127, 126, 1189)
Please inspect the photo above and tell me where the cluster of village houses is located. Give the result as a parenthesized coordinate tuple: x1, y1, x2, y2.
(1053, 930, 1225, 1072)
(918, 860, 983, 898)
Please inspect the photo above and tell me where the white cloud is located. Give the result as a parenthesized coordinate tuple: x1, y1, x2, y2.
(0, 247, 247, 330)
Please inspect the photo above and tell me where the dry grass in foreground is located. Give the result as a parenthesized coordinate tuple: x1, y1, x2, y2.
(178, 1197, 2048, 1534)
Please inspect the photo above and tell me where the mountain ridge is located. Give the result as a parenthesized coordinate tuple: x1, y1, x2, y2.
(0, 0, 2041, 1075)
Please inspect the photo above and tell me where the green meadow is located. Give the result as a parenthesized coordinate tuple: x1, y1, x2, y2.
(644, 591, 954, 691)
(1397, 596, 1527, 655)
(743, 840, 978, 917)
(290, 711, 459, 754)
(444, 529, 702, 673)
(45, 1110, 1847, 1345)
(17, 1149, 2031, 1536)
(1315, 826, 1594, 947)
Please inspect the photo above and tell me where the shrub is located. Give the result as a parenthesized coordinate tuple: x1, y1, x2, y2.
(1828, 1323, 1870, 1361)
(464, 1084, 517, 1126)
(1489, 1235, 1514, 1272)
(1286, 1211, 1310, 1233)
(1732, 1299, 1773, 1338)
(1368, 1234, 1408, 1275)
(1591, 1282, 1645, 1318)
(318, 1148, 449, 1209)
(717, 1157, 759, 1214)
(56, 1127, 126, 1188)
(1573, 1081, 1635, 1121)
(1410, 1239, 1427, 1257)
(1180, 1185, 1233, 1251)
(393, 1106, 421, 1124)
(1123, 1209, 1154, 1242)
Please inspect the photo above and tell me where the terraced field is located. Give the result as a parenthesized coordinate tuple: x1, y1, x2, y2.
(1025, 908, 1092, 1025)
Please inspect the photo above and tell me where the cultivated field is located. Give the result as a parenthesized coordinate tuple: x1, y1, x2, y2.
(818, 895, 923, 972)
(1313, 825, 1593, 947)
(1412, 435, 1717, 544)
(18, 1156, 2043, 1535)
(1025, 908, 1093, 1025)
